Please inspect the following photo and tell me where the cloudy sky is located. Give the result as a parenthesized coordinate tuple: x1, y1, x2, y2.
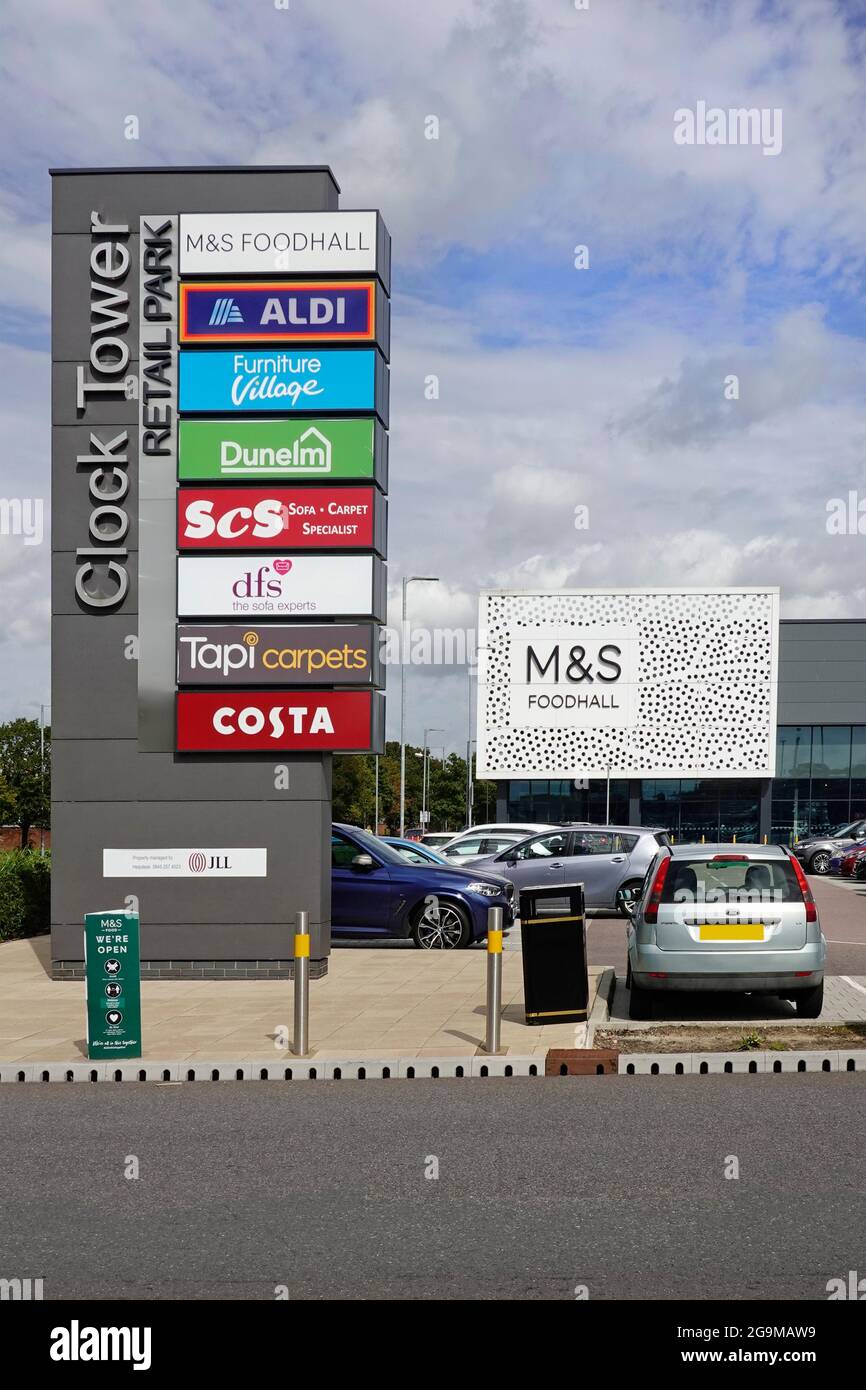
(2, 0, 866, 750)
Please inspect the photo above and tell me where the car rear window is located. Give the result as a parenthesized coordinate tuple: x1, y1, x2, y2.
(654, 831, 672, 847)
(661, 856, 803, 904)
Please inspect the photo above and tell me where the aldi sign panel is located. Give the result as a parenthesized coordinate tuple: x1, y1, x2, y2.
(179, 211, 389, 288)
(177, 623, 380, 687)
(179, 348, 388, 422)
(178, 417, 386, 486)
(177, 486, 386, 554)
(476, 587, 780, 779)
(177, 553, 386, 620)
(176, 689, 383, 753)
(179, 280, 388, 355)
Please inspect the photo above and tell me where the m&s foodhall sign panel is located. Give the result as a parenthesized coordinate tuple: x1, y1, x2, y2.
(178, 211, 390, 286)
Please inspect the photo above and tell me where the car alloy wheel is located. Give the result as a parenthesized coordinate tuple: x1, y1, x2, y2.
(411, 901, 470, 950)
(809, 851, 831, 874)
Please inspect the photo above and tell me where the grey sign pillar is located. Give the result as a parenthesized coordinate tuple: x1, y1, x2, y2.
(50, 167, 347, 980)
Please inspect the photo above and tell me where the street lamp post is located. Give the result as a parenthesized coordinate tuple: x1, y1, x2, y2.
(399, 575, 439, 836)
(421, 726, 443, 827)
(465, 738, 476, 829)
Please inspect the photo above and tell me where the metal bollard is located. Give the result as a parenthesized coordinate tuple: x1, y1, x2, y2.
(292, 909, 310, 1056)
(484, 905, 503, 1054)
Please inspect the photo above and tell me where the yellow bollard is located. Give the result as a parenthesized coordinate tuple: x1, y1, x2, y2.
(484, 906, 503, 1054)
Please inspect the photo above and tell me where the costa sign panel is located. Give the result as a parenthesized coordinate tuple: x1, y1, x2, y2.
(178, 211, 390, 289)
(179, 281, 389, 355)
(176, 553, 386, 620)
(179, 347, 388, 421)
(177, 486, 385, 554)
(176, 689, 383, 753)
(176, 623, 381, 687)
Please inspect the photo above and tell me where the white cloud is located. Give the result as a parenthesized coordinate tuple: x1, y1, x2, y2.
(0, 0, 865, 748)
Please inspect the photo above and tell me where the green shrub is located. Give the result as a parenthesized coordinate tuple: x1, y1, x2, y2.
(0, 849, 50, 940)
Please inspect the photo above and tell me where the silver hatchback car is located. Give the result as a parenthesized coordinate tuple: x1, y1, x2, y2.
(621, 843, 826, 1020)
(467, 825, 671, 909)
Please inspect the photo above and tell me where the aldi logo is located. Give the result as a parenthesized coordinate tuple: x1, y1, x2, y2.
(208, 297, 245, 327)
(180, 281, 388, 354)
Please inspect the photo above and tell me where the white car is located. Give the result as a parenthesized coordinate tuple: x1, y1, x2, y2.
(439, 824, 559, 862)
(446, 822, 559, 842)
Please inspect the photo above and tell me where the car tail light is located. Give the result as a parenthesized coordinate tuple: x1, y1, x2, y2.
(788, 852, 818, 923)
(644, 856, 670, 923)
(711, 854, 746, 861)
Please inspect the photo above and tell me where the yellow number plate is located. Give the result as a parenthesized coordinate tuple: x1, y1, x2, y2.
(698, 924, 764, 942)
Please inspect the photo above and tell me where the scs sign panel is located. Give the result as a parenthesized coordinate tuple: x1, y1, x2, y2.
(176, 690, 382, 752)
(176, 553, 386, 620)
(177, 486, 384, 553)
(179, 281, 388, 354)
(177, 623, 380, 687)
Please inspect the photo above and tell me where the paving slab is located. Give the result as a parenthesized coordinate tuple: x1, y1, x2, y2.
(606, 973, 866, 1030)
(0, 935, 601, 1062)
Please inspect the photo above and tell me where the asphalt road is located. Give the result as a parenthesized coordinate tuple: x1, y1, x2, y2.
(1, 1074, 864, 1300)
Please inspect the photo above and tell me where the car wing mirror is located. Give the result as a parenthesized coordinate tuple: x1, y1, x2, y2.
(352, 853, 374, 870)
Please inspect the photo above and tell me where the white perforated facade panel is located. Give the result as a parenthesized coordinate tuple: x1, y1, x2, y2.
(476, 587, 779, 779)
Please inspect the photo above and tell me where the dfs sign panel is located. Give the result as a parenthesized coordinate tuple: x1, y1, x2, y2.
(475, 588, 780, 779)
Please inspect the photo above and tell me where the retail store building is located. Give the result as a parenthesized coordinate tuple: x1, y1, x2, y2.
(494, 619, 866, 843)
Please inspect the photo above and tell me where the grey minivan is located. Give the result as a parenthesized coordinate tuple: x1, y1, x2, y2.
(467, 825, 671, 909)
(620, 843, 826, 1020)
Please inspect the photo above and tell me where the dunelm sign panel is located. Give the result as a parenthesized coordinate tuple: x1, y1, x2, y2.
(178, 417, 386, 486)
(179, 211, 390, 289)
(476, 587, 780, 780)
(178, 348, 388, 421)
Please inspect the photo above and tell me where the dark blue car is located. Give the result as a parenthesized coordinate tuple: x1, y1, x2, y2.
(331, 823, 514, 949)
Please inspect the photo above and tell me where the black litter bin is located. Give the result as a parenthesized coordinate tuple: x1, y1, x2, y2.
(519, 881, 588, 1025)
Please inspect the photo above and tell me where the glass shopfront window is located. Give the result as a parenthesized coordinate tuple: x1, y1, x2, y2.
(771, 725, 862, 842)
(504, 727, 866, 845)
(776, 726, 812, 779)
(811, 726, 851, 777)
(505, 778, 628, 825)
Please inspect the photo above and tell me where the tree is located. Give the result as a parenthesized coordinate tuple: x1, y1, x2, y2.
(0, 719, 51, 848)
(331, 753, 376, 827)
(330, 744, 496, 834)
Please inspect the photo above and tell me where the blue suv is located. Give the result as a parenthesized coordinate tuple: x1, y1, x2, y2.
(332, 824, 515, 949)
